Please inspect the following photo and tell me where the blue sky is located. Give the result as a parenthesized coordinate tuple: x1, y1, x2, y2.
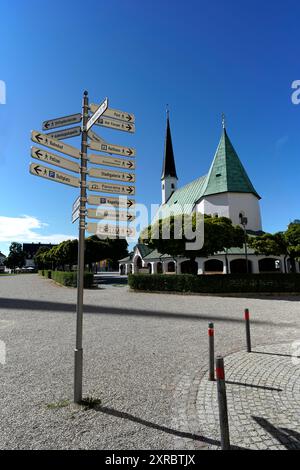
(0, 0, 300, 255)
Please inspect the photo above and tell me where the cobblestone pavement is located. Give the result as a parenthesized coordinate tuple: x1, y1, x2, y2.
(173, 343, 300, 450)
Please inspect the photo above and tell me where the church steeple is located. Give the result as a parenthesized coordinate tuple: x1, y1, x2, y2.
(161, 109, 178, 204)
(161, 110, 178, 180)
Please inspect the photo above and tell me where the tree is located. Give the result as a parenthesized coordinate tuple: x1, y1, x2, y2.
(34, 246, 51, 269)
(140, 214, 244, 261)
(5, 242, 26, 270)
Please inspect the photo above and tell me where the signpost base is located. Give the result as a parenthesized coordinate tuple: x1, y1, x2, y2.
(74, 348, 83, 404)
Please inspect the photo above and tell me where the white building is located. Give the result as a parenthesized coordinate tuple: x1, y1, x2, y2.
(119, 115, 297, 275)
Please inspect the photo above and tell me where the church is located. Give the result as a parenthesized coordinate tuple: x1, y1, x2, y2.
(119, 114, 294, 276)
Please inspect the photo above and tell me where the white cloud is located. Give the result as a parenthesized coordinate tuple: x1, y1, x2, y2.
(0, 215, 76, 250)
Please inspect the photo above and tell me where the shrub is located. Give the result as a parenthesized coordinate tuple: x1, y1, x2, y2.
(38, 270, 44, 276)
(128, 273, 300, 293)
(51, 271, 94, 288)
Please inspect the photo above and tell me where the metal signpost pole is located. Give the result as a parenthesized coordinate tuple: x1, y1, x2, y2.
(74, 90, 89, 404)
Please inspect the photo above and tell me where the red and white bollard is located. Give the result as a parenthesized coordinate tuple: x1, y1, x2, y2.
(208, 322, 215, 381)
(216, 356, 230, 450)
(244, 308, 252, 353)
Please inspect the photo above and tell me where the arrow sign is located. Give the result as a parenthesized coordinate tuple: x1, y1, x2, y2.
(87, 208, 135, 222)
(31, 130, 81, 159)
(89, 167, 135, 183)
(31, 146, 79, 173)
(46, 126, 81, 140)
(42, 113, 82, 131)
(88, 154, 135, 170)
(88, 180, 135, 195)
(86, 97, 108, 132)
(29, 163, 79, 188)
(95, 116, 135, 133)
(88, 129, 107, 144)
(86, 223, 136, 238)
(72, 196, 80, 223)
(90, 103, 135, 123)
(89, 140, 135, 157)
(87, 196, 135, 209)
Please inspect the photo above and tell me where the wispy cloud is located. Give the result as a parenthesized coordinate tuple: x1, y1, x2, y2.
(0, 215, 76, 254)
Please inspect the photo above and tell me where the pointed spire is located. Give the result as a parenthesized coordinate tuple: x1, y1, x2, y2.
(161, 109, 178, 180)
(222, 112, 226, 130)
(202, 123, 260, 199)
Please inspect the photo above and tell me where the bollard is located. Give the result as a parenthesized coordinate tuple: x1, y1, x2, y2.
(208, 322, 215, 381)
(216, 356, 230, 450)
(244, 308, 252, 353)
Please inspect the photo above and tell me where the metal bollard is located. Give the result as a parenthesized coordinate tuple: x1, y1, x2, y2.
(208, 322, 215, 381)
(244, 308, 252, 352)
(216, 356, 230, 450)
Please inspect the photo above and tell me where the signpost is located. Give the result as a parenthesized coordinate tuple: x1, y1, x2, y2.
(88, 180, 135, 195)
(31, 130, 81, 159)
(29, 91, 136, 406)
(29, 162, 79, 187)
(87, 195, 135, 209)
(87, 208, 135, 222)
(89, 139, 135, 157)
(86, 222, 135, 238)
(86, 97, 108, 132)
(90, 103, 135, 123)
(43, 113, 82, 130)
(72, 196, 80, 223)
(95, 116, 135, 133)
(47, 126, 81, 140)
(31, 146, 80, 173)
(88, 153, 135, 170)
(89, 167, 135, 182)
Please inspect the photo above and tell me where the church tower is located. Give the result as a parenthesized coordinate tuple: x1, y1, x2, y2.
(161, 111, 178, 204)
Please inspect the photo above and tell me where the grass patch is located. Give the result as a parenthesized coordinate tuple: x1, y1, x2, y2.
(81, 396, 102, 410)
(46, 399, 71, 409)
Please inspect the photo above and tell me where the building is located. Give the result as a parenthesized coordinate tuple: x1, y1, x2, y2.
(22, 243, 57, 268)
(0, 251, 6, 272)
(119, 114, 298, 275)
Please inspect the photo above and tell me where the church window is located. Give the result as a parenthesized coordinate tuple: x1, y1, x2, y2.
(162, 184, 164, 189)
(171, 183, 175, 189)
(216, 173, 221, 177)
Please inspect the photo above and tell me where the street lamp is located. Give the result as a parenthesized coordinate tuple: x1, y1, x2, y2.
(239, 214, 249, 274)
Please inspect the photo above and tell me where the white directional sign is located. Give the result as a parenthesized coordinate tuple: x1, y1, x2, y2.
(31, 130, 81, 159)
(42, 113, 82, 131)
(86, 97, 108, 132)
(72, 196, 80, 223)
(89, 167, 135, 183)
(88, 180, 135, 195)
(87, 195, 135, 209)
(89, 153, 135, 170)
(87, 208, 135, 222)
(95, 116, 135, 133)
(88, 129, 107, 144)
(31, 146, 79, 173)
(29, 163, 79, 188)
(47, 126, 81, 140)
(90, 103, 135, 123)
(86, 222, 136, 238)
(89, 139, 135, 157)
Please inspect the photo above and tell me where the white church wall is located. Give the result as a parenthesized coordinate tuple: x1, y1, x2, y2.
(196, 192, 262, 231)
(161, 176, 177, 204)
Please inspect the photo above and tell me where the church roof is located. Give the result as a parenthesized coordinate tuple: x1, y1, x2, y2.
(202, 128, 260, 199)
(161, 113, 178, 180)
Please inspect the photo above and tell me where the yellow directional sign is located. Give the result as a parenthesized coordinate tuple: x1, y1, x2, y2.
(87, 195, 135, 209)
(86, 222, 136, 238)
(89, 167, 135, 183)
(42, 113, 82, 131)
(31, 130, 81, 159)
(29, 163, 79, 188)
(47, 126, 81, 140)
(87, 208, 135, 222)
(95, 116, 135, 133)
(89, 139, 135, 157)
(88, 180, 135, 195)
(31, 146, 80, 173)
(90, 103, 135, 124)
(88, 153, 135, 170)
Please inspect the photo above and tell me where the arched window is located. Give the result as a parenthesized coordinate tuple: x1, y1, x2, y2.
(167, 261, 176, 272)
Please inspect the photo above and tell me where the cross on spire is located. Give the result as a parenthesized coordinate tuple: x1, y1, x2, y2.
(222, 113, 226, 129)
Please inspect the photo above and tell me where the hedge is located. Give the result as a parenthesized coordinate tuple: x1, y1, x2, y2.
(128, 273, 300, 294)
(51, 271, 94, 288)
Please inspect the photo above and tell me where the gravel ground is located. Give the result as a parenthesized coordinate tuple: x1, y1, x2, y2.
(0, 274, 299, 450)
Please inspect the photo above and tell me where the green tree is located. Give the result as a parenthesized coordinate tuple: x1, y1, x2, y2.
(34, 246, 51, 269)
(140, 214, 244, 261)
(5, 242, 26, 270)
